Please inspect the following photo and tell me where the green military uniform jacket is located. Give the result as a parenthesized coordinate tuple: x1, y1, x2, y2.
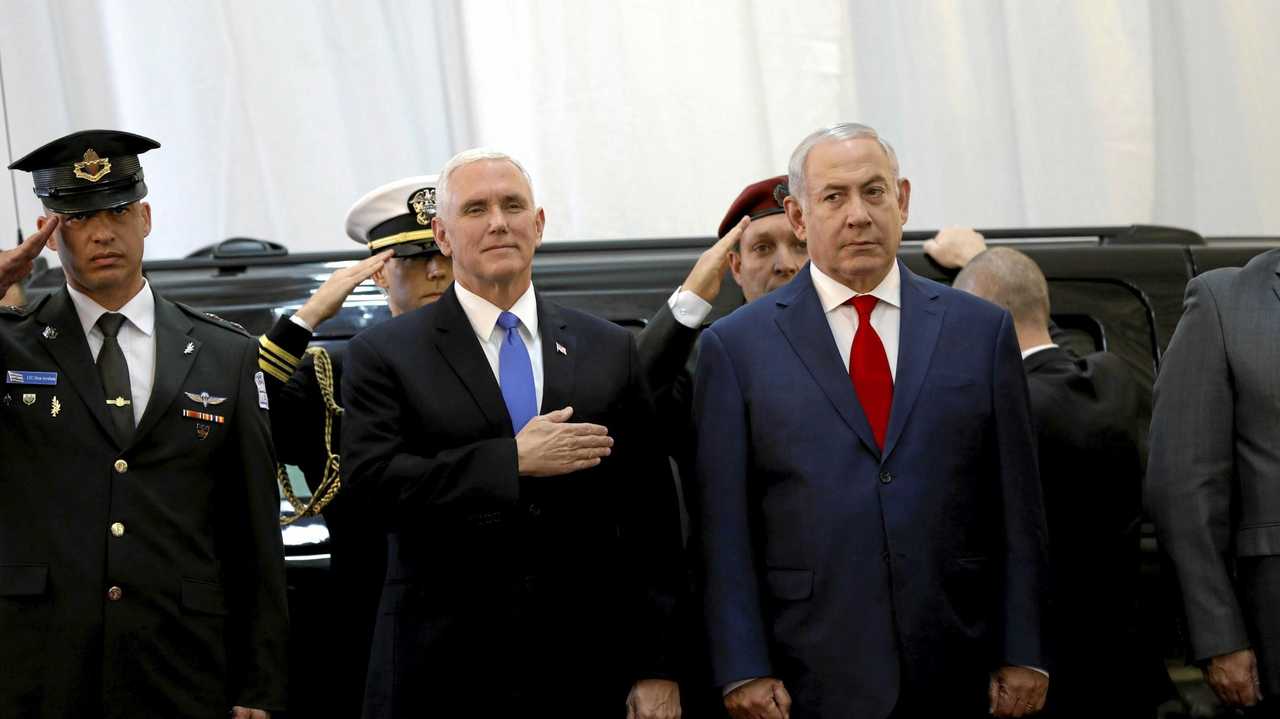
(0, 288, 288, 718)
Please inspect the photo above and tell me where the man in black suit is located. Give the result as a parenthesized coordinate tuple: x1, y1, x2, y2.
(257, 175, 451, 717)
(0, 130, 287, 718)
(1147, 248, 1280, 715)
(340, 149, 685, 718)
(937, 236, 1159, 717)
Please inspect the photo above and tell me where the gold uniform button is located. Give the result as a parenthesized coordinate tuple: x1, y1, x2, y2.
(113, 459, 128, 474)
(110, 522, 125, 537)
(107, 585, 123, 601)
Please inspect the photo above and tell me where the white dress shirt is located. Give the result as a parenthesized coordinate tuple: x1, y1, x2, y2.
(453, 280, 545, 412)
(809, 261, 901, 379)
(667, 286, 713, 329)
(66, 281, 157, 426)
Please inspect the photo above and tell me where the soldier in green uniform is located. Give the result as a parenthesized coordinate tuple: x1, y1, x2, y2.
(0, 130, 287, 719)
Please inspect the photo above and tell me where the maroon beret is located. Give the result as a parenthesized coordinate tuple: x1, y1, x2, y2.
(718, 175, 790, 239)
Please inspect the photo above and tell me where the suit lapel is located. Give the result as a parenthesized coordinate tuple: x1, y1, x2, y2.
(773, 268, 880, 456)
(34, 289, 119, 447)
(131, 297, 199, 446)
(881, 263, 944, 463)
(432, 286, 513, 435)
(537, 295, 574, 414)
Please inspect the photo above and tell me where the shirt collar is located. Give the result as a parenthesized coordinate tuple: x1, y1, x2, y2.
(810, 260, 902, 314)
(1020, 343, 1059, 360)
(66, 280, 155, 339)
(453, 280, 539, 341)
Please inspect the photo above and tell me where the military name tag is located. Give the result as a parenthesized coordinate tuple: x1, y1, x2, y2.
(6, 370, 58, 386)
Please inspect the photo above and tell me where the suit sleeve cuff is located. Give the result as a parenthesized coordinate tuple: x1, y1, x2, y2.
(667, 287, 712, 329)
(722, 677, 761, 696)
(258, 315, 313, 383)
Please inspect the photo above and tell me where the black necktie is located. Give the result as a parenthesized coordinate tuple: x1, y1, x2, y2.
(96, 313, 134, 444)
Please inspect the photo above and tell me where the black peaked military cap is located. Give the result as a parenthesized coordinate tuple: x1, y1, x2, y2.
(8, 129, 160, 214)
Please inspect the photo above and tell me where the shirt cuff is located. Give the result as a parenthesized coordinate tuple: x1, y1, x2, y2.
(1022, 666, 1049, 678)
(667, 286, 713, 329)
(722, 678, 760, 696)
(289, 313, 314, 332)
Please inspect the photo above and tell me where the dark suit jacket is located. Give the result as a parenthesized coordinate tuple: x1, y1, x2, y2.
(1024, 345, 1157, 712)
(340, 285, 684, 717)
(693, 261, 1047, 718)
(0, 288, 288, 719)
(1147, 249, 1280, 694)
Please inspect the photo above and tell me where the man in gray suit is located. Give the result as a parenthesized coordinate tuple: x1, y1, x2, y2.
(1148, 248, 1280, 714)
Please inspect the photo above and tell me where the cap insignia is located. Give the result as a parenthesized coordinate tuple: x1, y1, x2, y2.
(73, 149, 112, 183)
(408, 187, 437, 226)
(772, 182, 790, 207)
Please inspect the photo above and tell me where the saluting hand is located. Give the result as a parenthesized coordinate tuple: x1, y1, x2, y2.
(293, 249, 395, 328)
(515, 406, 613, 477)
(989, 666, 1048, 717)
(682, 216, 750, 303)
(922, 226, 986, 269)
(724, 677, 791, 719)
(0, 216, 58, 299)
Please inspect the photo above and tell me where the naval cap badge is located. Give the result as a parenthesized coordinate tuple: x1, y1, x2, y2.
(73, 148, 112, 183)
(408, 187, 437, 226)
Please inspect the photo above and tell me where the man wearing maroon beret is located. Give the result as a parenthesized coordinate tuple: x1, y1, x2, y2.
(637, 175, 806, 414)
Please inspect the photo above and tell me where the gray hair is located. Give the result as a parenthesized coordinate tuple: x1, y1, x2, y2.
(787, 123, 900, 206)
(953, 247, 1051, 328)
(435, 148, 535, 216)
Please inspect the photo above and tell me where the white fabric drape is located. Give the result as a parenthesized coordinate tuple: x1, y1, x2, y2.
(3, 0, 1279, 259)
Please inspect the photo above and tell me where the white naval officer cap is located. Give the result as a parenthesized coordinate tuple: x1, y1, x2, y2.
(344, 175, 441, 258)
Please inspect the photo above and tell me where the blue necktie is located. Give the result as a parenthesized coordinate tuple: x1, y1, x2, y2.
(497, 311, 537, 433)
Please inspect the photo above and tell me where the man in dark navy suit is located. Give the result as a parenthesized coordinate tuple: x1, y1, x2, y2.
(693, 123, 1049, 719)
(340, 149, 685, 718)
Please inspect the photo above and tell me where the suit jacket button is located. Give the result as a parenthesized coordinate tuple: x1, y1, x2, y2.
(113, 459, 128, 474)
(879, 471, 893, 485)
(109, 522, 125, 537)
(106, 585, 123, 601)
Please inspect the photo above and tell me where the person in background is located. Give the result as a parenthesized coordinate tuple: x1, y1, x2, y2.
(938, 233, 1160, 718)
(256, 175, 452, 717)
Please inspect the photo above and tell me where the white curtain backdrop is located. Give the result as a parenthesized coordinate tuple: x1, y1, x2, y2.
(2, 0, 1279, 260)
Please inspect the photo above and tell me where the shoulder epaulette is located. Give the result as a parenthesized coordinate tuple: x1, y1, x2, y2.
(176, 302, 253, 337)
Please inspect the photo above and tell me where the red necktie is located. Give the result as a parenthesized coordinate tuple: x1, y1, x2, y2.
(849, 295, 893, 449)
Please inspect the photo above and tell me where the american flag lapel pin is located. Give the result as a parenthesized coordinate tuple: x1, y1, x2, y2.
(555, 342, 567, 356)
